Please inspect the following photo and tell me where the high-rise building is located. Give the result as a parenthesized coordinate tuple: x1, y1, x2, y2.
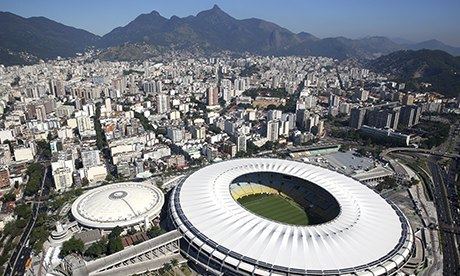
(281, 113, 296, 130)
(105, 98, 112, 113)
(339, 102, 351, 115)
(350, 107, 366, 129)
(53, 167, 73, 192)
(167, 127, 183, 143)
(329, 94, 340, 107)
(352, 88, 369, 102)
(207, 86, 219, 106)
(267, 110, 282, 121)
(400, 105, 421, 128)
(237, 134, 247, 152)
(156, 93, 170, 114)
(402, 94, 414, 105)
(76, 115, 94, 132)
(81, 150, 101, 168)
(267, 120, 279, 142)
(366, 107, 400, 130)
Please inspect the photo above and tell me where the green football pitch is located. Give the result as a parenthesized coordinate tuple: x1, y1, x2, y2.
(237, 193, 309, 225)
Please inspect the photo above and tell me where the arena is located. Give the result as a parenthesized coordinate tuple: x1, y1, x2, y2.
(71, 182, 164, 229)
(169, 158, 414, 275)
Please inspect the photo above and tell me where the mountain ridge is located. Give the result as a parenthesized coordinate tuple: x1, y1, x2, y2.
(369, 49, 460, 97)
(1, 6, 460, 66)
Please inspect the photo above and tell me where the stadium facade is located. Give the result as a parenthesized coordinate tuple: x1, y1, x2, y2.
(71, 182, 164, 229)
(169, 158, 414, 275)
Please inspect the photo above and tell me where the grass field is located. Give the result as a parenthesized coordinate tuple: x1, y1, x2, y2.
(237, 193, 309, 225)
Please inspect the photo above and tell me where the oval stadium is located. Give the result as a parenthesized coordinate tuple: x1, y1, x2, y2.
(169, 158, 414, 275)
(71, 182, 164, 229)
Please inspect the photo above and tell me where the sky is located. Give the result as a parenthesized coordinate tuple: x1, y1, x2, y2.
(1, 0, 459, 46)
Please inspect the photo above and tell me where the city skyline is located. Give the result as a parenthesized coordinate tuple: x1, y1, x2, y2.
(1, 0, 460, 46)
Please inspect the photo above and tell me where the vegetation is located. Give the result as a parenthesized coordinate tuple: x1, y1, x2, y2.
(14, 203, 31, 219)
(238, 193, 309, 225)
(60, 237, 84, 257)
(375, 176, 398, 192)
(1, 192, 16, 202)
(134, 111, 155, 131)
(24, 163, 44, 197)
(29, 213, 51, 252)
(416, 120, 450, 149)
(370, 49, 460, 97)
(36, 140, 52, 159)
(122, 69, 144, 75)
(106, 226, 124, 254)
(84, 240, 106, 258)
(243, 88, 288, 99)
(147, 226, 165, 239)
(93, 103, 108, 150)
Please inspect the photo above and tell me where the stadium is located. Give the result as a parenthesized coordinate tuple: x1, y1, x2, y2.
(169, 158, 414, 275)
(71, 182, 164, 229)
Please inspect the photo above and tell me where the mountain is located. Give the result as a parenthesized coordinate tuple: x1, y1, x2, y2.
(100, 5, 303, 54)
(1, 6, 460, 66)
(99, 5, 400, 60)
(369, 49, 460, 97)
(0, 11, 99, 65)
(405, 39, 460, 56)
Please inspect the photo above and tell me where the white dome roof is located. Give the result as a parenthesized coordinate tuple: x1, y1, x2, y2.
(72, 182, 164, 229)
(170, 158, 413, 275)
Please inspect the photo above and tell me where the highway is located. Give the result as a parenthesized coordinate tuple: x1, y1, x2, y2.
(3, 163, 49, 276)
(427, 156, 460, 275)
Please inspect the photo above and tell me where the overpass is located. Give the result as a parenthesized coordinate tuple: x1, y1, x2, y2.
(380, 147, 460, 159)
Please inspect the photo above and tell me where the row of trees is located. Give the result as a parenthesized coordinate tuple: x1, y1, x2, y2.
(134, 112, 155, 131)
(61, 226, 125, 259)
(93, 103, 108, 151)
(24, 163, 44, 197)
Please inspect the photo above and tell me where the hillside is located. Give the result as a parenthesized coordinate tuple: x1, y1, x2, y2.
(0, 11, 99, 65)
(1, 6, 460, 66)
(370, 49, 460, 97)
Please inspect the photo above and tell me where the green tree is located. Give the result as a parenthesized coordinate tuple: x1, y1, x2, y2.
(14, 204, 31, 219)
(147, 226, 165, 239)
(1, 192, 16, 202)
(107, 237, 123, 254)
(60, 238, 84, 257)
(84, 241, 106, 258)
(108, 226, 123, 239)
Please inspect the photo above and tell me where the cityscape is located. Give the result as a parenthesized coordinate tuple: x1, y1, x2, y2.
(0, 1, 459, 276)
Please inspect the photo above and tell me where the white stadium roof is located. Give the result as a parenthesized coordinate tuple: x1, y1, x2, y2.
(72, 182, 164, 229)
(170, 158, 413, 275)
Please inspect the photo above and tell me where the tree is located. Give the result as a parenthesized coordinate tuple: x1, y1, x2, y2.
(107, 237, 123, 254)
(147, 226, 165, 239)
(85, 241, 106, 258)
(14, 204, 31, 219)
(1, 192, 16, 202)
(60, 238, 84, 257)
(108, 226, 123, 239)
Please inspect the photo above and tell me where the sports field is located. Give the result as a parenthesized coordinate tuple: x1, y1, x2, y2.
(237, 193, 309, 225)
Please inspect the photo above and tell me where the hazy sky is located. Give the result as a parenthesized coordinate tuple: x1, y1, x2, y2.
(1, 0, 459, 46)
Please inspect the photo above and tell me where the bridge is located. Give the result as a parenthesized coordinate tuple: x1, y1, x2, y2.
(380, 147, 460, 159)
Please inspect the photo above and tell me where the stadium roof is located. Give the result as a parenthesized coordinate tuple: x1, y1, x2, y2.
(171, 158, 413, 273)
(72, 182, 164, 229)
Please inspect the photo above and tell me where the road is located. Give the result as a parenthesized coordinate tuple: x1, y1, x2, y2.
(3, 164, 49, 276)
(427, 156, 460, 275)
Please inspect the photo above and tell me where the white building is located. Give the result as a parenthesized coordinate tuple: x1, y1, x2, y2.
(266, 120, 279, 142)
